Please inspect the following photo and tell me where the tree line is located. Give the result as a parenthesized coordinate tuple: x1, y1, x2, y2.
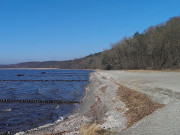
(1, 16, 180, 70)
(102, 16, 180, 70)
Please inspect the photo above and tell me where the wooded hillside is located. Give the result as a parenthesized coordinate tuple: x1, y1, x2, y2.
(0, 52, 103, 69)
(1, 16, 180, 70)
(102, 16, 180, 69)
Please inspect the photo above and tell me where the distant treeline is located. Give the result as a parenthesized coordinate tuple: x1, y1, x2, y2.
(1, 16, 180, 70)
(0, 52, 103, 69)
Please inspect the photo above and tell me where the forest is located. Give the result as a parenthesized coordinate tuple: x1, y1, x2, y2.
(0, 16, 180, 70)
(102, 16, 180, 70)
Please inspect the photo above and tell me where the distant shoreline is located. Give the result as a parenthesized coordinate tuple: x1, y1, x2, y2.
(0, 68, 95, 71)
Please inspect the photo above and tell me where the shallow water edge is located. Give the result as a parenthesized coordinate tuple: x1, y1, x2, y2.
(0, 69, 92, 134)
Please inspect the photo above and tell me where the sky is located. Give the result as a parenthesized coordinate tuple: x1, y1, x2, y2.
(0, 0, 180, 64)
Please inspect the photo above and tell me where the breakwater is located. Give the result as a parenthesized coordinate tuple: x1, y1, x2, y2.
(0, 79, 88, 82)
(0, 99, 81, 104)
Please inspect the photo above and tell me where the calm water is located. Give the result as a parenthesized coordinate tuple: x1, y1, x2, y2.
(0, 69, 92, 133)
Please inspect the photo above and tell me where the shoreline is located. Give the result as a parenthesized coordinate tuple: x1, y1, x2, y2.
(16, 71, 127, 135)
(15, 72, 95, 135)
(0, 69, 92, 135)
(0, 68, 95, 71)
(16, 70, 180, 135)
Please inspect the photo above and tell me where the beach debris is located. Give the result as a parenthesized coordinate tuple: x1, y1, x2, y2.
(55, 117, 64, 123)
(59, 116, 64, 120)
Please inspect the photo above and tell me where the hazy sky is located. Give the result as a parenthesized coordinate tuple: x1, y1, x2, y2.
(0, 0, 180, 64)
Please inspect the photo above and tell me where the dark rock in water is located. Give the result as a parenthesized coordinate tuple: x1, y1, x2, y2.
(16, 74, 24, 77)
(41, 72, 46, 74)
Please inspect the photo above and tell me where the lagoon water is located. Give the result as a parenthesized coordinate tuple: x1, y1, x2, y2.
(0, 69, 92, 133)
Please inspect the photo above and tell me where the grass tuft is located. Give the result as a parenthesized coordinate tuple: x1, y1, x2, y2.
(79, 123, 111, 135)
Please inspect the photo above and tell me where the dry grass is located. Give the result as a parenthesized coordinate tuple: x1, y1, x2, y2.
(162, 69, 180, 72)
(79, 123, 111, 135)
(116, 85, 164, 128)
(45, 130, 73, 135)
(124, 70, 158, 73)
(95, 69, 103, 71)
(99, 85, 107, 93)
(125, 69, 180, 73)
(102, 76, 107, 79)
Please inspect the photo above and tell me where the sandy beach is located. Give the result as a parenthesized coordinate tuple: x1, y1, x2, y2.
(16, 70, 180, 135)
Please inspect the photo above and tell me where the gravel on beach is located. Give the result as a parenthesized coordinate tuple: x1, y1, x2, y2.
(16, 70, 180, 135)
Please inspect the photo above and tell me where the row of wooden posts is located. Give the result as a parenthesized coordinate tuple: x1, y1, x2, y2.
(0, 79, 88, 82)
(0, 99, 81, 104)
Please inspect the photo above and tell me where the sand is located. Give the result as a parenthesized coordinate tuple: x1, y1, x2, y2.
(15, 70, 180, 135)
(98, 70, 180, 135)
